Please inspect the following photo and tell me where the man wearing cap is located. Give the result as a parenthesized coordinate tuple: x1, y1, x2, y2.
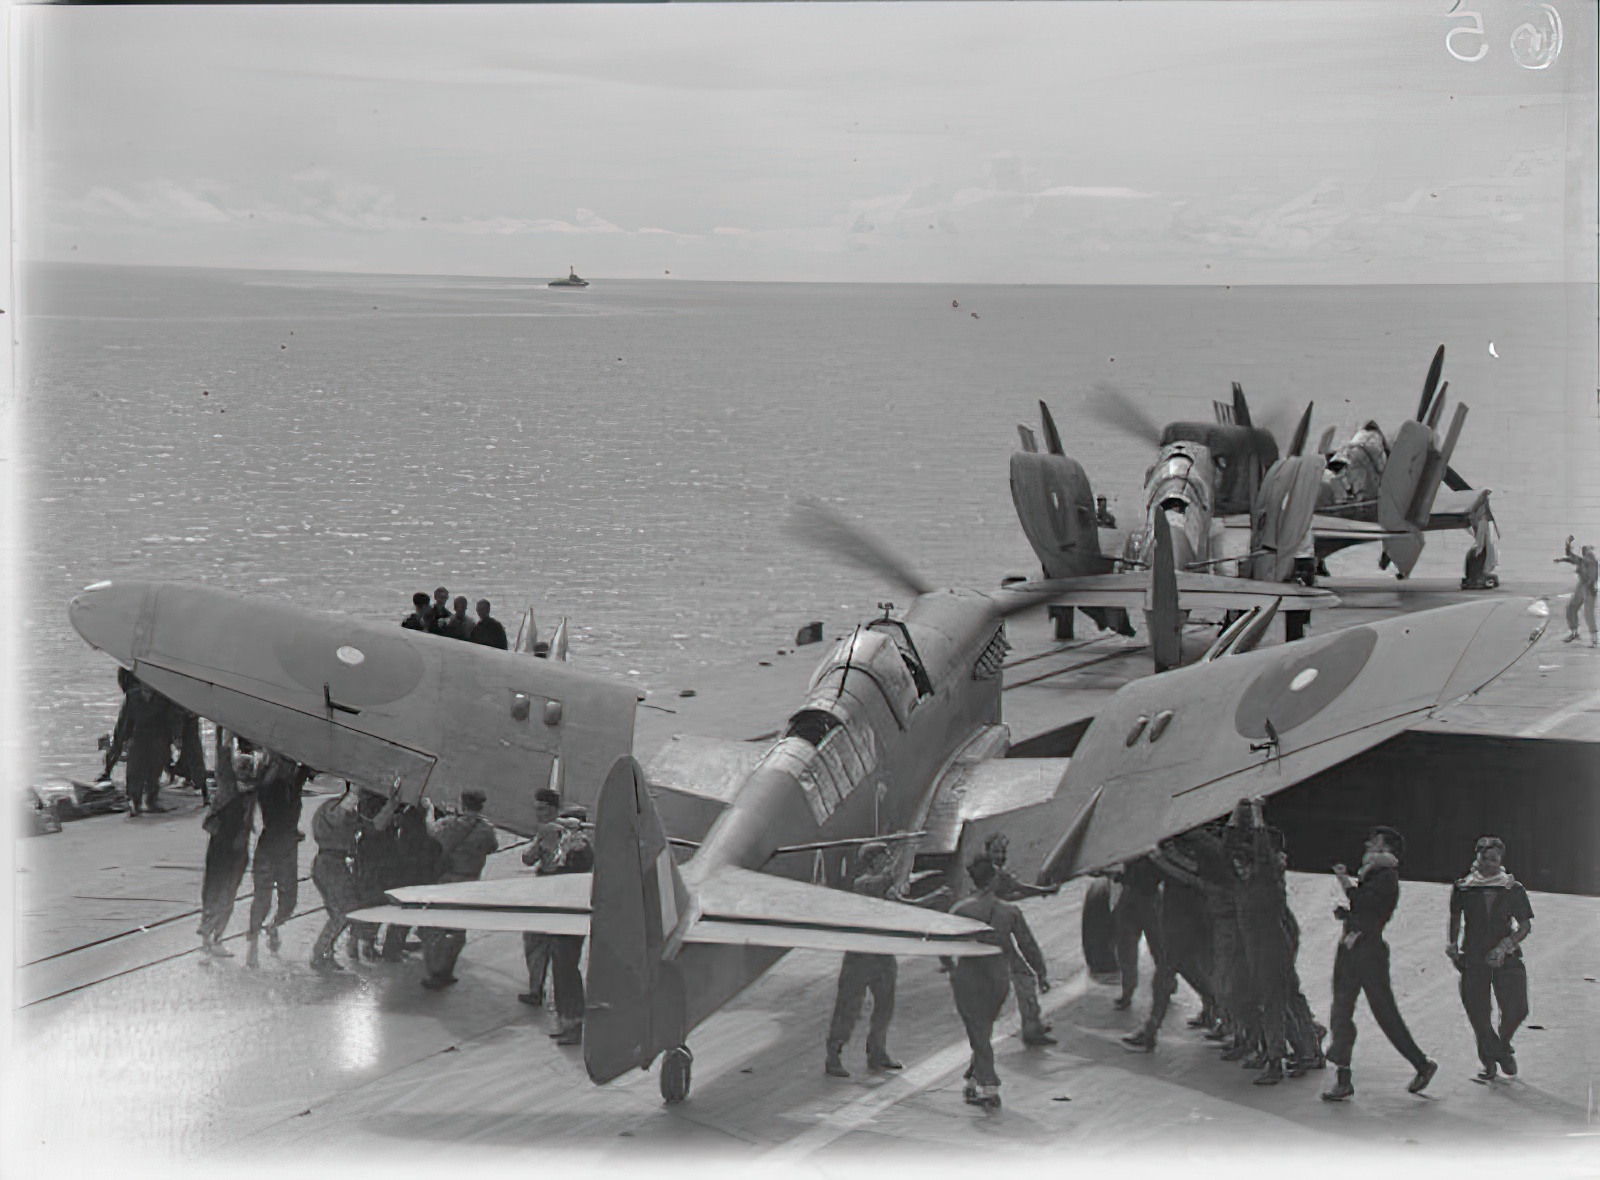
(519, 788, 566, 1008)
(311, 779, 400, 972)
(1322, 825, 1438, 1101)
(1449, 836, 1534, 1083)
(544, 805, 593, 1046)
(825, 841, 952, 1078)
(419, 789, 500, 989)
(981, 833, 1058, 1046)
(948, 855, 1045, 1108)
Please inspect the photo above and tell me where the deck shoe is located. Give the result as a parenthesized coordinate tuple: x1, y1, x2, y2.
(1220, 1043, 1250, 1061)
(1240, 1051, 1268, 1070)
(963, 1081, 981, 1105)
(1473, 1066, 1498, 1084)
(867, 1057, 903, 1072)
(554, 1025, 583, 1046)
(420, 975, 457, 990)
(517, 992, 543, 1007)
(1321, 1071, 1354, 1102)
(1023, 1034, 1058, 1047)
(1121, 1030, 1155, 1053)
(1203, 1028, 1229, 1042)
(244, 939, 260, 969)
(1112, 995, 1133, 1011)
(311, 957, 345, 973)
(1407, 1059, 1439, 1094)
(1499, 1047, 1518, 1076)
(1252, 1060, 1284, 1086)
(266, 926, 281, 953)
(1186, 1015, 1211, 1028)
(825, 1045, 850, 1078)
(203, 940, 234, 958)
(145, 804, 170, 814)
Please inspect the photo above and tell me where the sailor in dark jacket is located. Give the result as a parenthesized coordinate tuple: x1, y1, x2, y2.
(948, 855, 1049, 1109)
(1449, 836, 1534, 1082)
(1322, 825, 1438, 1101)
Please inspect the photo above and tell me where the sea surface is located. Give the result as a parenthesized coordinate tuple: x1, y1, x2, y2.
(21, 264, 1598, 779)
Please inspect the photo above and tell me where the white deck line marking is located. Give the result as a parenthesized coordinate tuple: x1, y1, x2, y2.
(1518, 687, 1600, 738)
(763, 967, 1090, 1162)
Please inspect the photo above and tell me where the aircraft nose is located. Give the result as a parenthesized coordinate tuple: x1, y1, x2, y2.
(67, 580, 149, 663)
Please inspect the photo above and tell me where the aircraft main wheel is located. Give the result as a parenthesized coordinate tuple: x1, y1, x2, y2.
(1082, 878, 1118, 978)
(660, 1046, 693, 1104)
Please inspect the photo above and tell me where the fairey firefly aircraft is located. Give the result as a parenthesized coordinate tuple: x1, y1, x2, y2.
(1013, 347, 1498, 638)
(1306, 345, 1499, 588)
(1011, 396, 1336, 651)
(68, 509, 1547, 1106)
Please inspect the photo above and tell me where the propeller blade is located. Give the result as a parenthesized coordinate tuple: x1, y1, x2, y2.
(1085, 384, 1163, 447)
(1039, 400, 1065, 456)
(1443, 465, 1472, 492)
(1418, 344, 1445, 422)
(1150, 511, 1181, 674)
(786, 498, 934, 599)
(1426, 381, 1448, 430)
(1288, 402, 1314, 457)
(1316, 425, 1337, 456)
(1016, 423, 1039, 453)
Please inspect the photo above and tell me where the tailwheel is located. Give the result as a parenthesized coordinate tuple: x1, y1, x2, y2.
(660, 1045, 693, 1104)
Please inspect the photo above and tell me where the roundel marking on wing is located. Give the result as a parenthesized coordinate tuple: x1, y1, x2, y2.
(1233, 626, 1378, 741)
(275, 625, 425, 706)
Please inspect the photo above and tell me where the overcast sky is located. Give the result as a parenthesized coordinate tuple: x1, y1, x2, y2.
(17, 1, 1596, 283)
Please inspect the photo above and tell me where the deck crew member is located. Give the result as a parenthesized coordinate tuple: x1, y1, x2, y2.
(427, 587, 453, 634)
(311, 781, 398, 972)
(544, 806, 593, 1045)
(1449, 836, 1534, 1083)
(349, 791, 405, 960)
(983, 833, 1058, 1046)
(120, 678, 174, 816)
(519, 788, 566, 1008)
(1112, 855, 1165, 1013)
(401, 592, 431, 631)
(1188, 823, 1249, 1051)
(419, 789, 500, 989)
(441, 595, 474, 640)
(1227, 798, 1293, 1085)
(1322, 826, 1438, 1101)
(949, 855, 1049, 1109)
(245, 751, 311, 968)
(1555, 536, 1598, 645)
(1125, 836, 1215, 1052)
(169, 706, 209, 802)
(197, 731, 261, 957)
(380, 805, 442, 961)
(470, 599, 509, 649)
(825, 842, 953, 1077)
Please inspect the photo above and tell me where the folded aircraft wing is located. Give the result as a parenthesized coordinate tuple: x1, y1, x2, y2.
(1018, 596, 1548, 882)
(350, 863, 1000, 956)
(1425, 488, 1493, 531)
(66, 580, 641, 834)
(1009, 572, 1338, 614)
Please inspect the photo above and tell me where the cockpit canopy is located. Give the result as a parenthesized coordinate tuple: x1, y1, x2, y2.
(1144, 443, 1213, 518)
(806, 625, 927, 729)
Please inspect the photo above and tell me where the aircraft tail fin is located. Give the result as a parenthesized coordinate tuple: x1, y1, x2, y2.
(583, 756, 692, 1084)
(1038, 400, 1065, 456)
(1287, 402, 1314, 457)
(1147, 510, 1182, 673)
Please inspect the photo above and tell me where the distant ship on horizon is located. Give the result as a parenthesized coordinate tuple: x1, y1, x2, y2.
(548, 267, 589, 288)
